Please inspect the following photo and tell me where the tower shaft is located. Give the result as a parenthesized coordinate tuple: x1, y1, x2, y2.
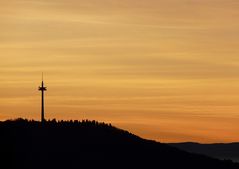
(41, 88, 45, 122)
(39, 80, 47, 123)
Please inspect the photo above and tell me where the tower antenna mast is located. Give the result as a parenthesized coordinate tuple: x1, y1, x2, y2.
(39, 73, 47, 123)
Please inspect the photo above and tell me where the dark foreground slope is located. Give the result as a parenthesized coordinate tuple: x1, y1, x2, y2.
(169, 142, 239, 162)
(0, 119, 238, 169)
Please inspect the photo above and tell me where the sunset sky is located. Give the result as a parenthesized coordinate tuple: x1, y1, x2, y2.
(1, 0, 239, 143)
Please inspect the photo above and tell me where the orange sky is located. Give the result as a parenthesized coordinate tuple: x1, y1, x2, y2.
(1, 0, 239, 143)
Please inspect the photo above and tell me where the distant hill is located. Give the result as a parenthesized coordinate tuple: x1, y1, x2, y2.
(0, 119, 238, 169)
(169, 142, 239, 163)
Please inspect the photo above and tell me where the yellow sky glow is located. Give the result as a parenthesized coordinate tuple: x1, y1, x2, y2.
(1, 0, 239, 143)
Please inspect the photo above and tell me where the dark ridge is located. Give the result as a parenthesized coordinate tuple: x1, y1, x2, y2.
(1, 119, 238, 169)
(169, 142, 239, 162)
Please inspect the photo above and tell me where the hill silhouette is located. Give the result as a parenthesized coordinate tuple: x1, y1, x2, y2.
(170, 142, 239, 163)
(0, 119, 238, 169)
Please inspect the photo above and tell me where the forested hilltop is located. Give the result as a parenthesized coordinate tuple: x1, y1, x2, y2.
(0, 119, 238, 169)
